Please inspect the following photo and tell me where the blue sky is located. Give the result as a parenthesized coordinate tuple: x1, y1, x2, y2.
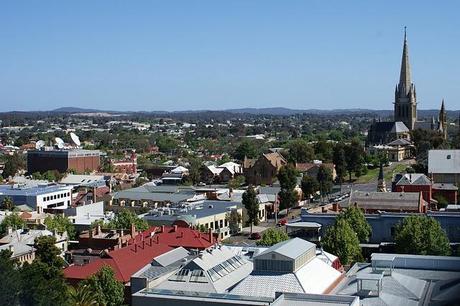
(1, 1, 459, 112)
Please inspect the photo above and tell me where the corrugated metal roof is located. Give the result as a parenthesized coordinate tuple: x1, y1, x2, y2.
(428, 149, 460, 174)
(256, 238, 318, 260)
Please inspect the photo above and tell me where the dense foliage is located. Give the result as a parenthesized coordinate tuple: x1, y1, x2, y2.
(338, 206, 371, 243)
(322, 218, 362, 266)
(395, 215, 450, 256)
(256, 228, 289, 246)
(277, 164, 299, 211)
(242, 186, 259, 233)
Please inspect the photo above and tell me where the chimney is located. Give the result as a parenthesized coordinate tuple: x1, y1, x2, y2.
(332, 203, 339, 212)
(208, 228, 213, 243)
(96, 224, 101, 236)
(161, 225, 165, 233)
(8, 245, 14, 253)
(131, 223, 136, 237)
(322, 206, 327, 213)
(173, 225, 178, 232)
(120, 229, 124, 237)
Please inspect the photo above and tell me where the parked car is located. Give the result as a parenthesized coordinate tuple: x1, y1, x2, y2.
(277, 219, 287, 227)
(249, 232, 261, 240)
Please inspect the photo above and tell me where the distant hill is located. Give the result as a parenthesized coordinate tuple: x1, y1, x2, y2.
(52, 107, 106, 113)
(47, 106, 459, 117)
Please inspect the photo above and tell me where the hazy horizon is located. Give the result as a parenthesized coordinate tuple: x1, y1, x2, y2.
(1, 1, 459, 112)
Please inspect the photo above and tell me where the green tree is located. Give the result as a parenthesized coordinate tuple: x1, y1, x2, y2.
(395, 215, 450, 256)
(242, 185, 259, 234)
(332, 144, 347, 183)
(81, 266, 124, 306)
(20, 236, 68, 306)
(228, 175, 245, 190)
(3, 153, 25, 178)
(67, 284, 99, 306)
(322, 218, 362, 266)
(256, 228, 289, 246)
(225, 209, 242, 234)
(317, 165, 334, 200)
(20, 261, 69, 306)
(32, 172, 43, 180)
(187, 157, 202, 185)
(314, 140, 333, 162)
(44, 214, 76, 239)
(286, 139, 314, 163)
(338, 206, 371, 243)
(301, 175, 319, 201)
(234, 140, 258, 161)
(2, 196, 14, 211)
(108, 208, 149, 231)
(344, 140, 364, 181)
(0, 250, 21, 306)
(0, 213, 26, 235)
(34, 236, 64, 269)
(277, 165, 299, 211)
(433, 194, 448, 209)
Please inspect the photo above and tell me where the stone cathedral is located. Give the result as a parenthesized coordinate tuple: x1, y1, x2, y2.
(367, 29, 447, 145)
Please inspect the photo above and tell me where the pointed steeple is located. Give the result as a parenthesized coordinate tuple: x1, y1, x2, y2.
(399, 27, 412, 95)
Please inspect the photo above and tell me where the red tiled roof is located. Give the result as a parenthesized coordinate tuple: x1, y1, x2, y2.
(64, 226, 214, 283)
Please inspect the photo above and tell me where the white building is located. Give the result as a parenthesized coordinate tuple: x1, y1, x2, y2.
(0, 183, 73, 211)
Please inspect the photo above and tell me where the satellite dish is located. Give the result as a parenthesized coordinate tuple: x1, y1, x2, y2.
(55, 137, 64, 149)
(70, 132, 81, 147)
(35, 140, 45, 150)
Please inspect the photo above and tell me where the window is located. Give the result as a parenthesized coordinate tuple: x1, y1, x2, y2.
(190, 270, 207, 283)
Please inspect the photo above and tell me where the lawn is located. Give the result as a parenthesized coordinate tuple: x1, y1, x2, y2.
(354, 163, 408, 184)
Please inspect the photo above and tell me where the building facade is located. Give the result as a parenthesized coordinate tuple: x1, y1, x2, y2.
(27, 149, 101, 174)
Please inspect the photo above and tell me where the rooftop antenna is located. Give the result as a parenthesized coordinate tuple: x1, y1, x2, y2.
(70, 132, 81, 147)
(35, 140, 45, 150)
(55, 137, 64, 149)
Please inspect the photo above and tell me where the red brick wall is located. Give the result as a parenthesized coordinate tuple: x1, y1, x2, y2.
(68, 156, 100, 173)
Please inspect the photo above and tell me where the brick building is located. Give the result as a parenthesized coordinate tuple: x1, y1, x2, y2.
(27, 149, 101, 174)
(243, 152, 287, 185)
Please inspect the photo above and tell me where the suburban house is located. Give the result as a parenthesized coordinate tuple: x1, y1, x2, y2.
(0, 229, 68, 264)
(201, 162, 243, 184)
(296, 161, 337, 181)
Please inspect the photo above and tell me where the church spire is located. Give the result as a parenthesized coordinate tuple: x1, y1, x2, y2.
(399, 26, 412, 95)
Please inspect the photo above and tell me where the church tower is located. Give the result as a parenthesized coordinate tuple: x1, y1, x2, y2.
(439, 99, 447, 139)
(394, 28, 417, 130)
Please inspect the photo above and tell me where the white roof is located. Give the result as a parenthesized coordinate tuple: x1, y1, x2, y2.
(207, 165, 223, 175)
(256, 238, 316, 260)
(60, 174, 105, 186)
(171, 166, 188, 174)
(231, 255, 342, 298)
(295, 257, 342, 294)
(428, 150, 460, 174)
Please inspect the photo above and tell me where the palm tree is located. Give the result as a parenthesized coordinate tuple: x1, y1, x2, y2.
(67, 285, 99, 306)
